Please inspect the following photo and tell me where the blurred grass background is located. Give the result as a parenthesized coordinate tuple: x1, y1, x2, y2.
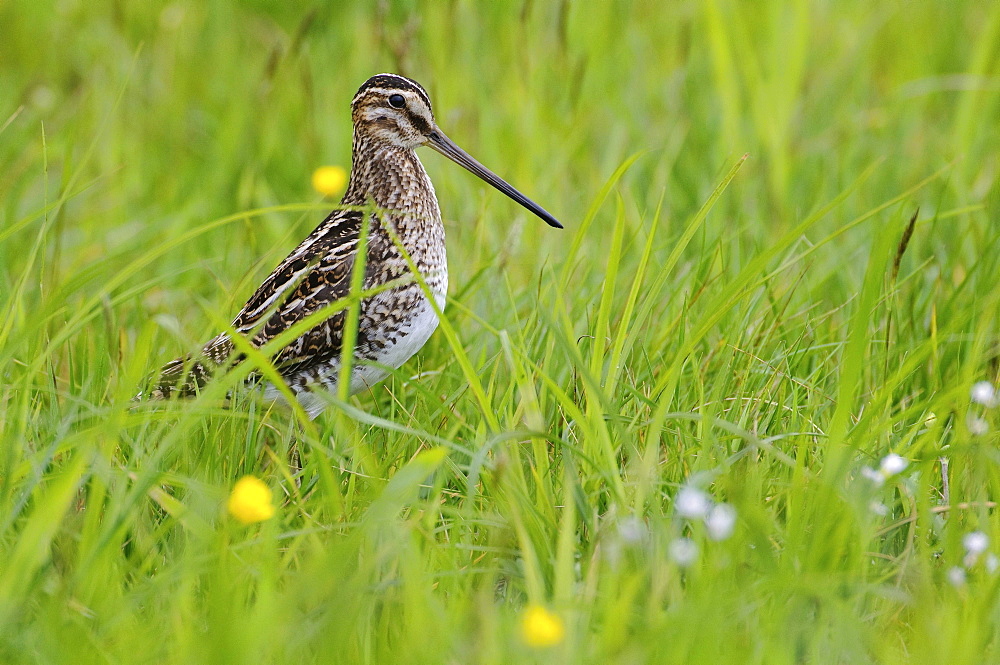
(2, 0, 1000, 663)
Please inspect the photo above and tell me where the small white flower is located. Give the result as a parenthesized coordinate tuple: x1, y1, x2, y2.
(968, 415, 989, 436)
(962, 531, 990, 567)
(861, 466, 884, 486)
(986, 553, 999, 574)
(963, 531, 989, 555)
(675, 487, 712, 519)
(669, 538, 699, 567)
(617, 516, 646, 545)
(704, 504, 737, 541)
(863, 453, 909, 486)
(947, 566, 967, 587)
(868, 500, 889, 516)
(880, 454, 908, 476)
(971, 381, 997, 407)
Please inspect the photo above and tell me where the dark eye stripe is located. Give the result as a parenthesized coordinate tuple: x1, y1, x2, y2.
(408, 113, 431, 134)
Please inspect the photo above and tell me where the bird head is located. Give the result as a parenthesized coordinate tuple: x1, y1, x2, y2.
(351, 73, 562, 229)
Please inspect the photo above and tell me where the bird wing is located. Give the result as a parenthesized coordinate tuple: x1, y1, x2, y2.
(147, 208, 364, 398)
(229, 207, 364, 372)
(234, 209, 361, 331)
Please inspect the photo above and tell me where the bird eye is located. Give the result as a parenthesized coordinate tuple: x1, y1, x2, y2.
(388, 94, 406, 109)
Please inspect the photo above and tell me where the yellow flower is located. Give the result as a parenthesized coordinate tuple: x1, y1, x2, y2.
(227, 476, 275, 524)
(520, 604, 565, 648)
(311, 165, 348, 197)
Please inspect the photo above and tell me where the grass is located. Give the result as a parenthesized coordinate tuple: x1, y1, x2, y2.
(2, 1, 1000, 662)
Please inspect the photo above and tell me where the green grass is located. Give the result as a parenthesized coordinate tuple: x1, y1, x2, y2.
(2, 1, 1000, 662)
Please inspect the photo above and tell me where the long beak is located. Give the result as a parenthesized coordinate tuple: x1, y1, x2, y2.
(426, 129, 563, 229)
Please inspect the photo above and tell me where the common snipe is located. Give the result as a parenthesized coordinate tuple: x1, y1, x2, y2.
(147, 73, 562, 417)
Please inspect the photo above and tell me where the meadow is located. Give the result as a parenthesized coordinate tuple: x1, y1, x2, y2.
(2, 1, 1000, 663)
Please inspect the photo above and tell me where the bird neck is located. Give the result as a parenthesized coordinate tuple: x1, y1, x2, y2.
(342, 133, 436, 217)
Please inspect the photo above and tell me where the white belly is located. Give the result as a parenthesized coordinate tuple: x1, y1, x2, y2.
(263, 289, 446, 419)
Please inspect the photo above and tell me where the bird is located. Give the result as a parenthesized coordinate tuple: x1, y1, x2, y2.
(146, 73, 562, 418)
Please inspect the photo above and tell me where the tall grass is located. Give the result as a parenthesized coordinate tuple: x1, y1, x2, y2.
(2, 1, 999, 663)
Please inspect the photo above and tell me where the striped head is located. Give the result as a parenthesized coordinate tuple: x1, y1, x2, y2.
(351, 73, 436, 149)
(349, 73, 563, 229)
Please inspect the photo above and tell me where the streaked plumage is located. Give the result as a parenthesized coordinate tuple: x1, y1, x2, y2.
(148, 73, 561, 418)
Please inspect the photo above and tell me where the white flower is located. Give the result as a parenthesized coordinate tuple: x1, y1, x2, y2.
(880, 454, 908, 476)
(868, 500, 889, 516)
(963, 531, 990, 567)
(963, 531, 989, 555)
(675, 487, 712, 519)
(704, 504, 737, 541)
(971, 381, 997, 407)
(863, 453, 909, 486)
(617, 516, 646, 545)
(986, 553, 999, 574)
(946, 566, 967, 587)
(861, 466, 884, 486)
(668, 538, 699, 567)
(968, 415, 989, 436)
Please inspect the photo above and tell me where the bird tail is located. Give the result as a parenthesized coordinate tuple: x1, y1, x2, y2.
(144, 356, 215, 400)
(140, 333, 236, 401)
